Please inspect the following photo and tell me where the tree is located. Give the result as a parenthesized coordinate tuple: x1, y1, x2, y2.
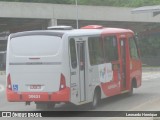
(139, 34, 160, 57)
(0, 0, 72, 4)
(1, 0, 160, 7)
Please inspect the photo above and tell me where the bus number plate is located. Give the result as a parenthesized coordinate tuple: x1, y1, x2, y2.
(28, 95, 40, 99)
(30, 85, 41, 89)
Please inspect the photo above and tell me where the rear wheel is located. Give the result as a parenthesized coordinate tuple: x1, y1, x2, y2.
(90, 88, 101, 109)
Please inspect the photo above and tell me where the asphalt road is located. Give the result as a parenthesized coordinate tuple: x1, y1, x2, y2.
(0, 71, 160, 119)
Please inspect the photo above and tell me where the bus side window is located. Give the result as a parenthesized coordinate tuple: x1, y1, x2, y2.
(129, 37, 139, 59)
(104, 36, 118, 62)
(88, 36, 104, 65)
(70, 38, 77, 69)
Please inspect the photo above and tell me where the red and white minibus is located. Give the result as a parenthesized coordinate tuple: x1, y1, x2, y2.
(6, 25, 142, 109)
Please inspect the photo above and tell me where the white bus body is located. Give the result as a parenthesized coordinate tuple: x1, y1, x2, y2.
(6, 26, 142, 109)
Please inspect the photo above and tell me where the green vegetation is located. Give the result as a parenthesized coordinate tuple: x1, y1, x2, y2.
(76, 0, 160, 7)
(0, 0, 160, 7)
(0, 0, 72, 4)
(139, 34, 160, 57)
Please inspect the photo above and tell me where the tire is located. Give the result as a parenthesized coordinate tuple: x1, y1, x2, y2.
(127, 83, 133, 96)
(90, 89, 100, 109)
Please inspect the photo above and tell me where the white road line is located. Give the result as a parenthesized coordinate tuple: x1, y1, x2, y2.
(0, 84, 4, 92)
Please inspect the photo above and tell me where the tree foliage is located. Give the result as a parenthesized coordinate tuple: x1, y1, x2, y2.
(0, 0, 160, 7)
(139, 34, 160, 57)
(0, 0, 72, 4)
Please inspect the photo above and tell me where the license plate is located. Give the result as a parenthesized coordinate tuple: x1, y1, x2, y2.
(30, 85, 41, 90)
(28, 94, 41, 99)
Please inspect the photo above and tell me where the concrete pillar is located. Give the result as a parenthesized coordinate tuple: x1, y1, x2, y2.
(48, 18, 57, 27)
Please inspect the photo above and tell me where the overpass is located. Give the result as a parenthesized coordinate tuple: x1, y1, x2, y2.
(0, 1, 160, 33)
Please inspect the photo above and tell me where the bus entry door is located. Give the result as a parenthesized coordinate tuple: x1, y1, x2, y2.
(77, 42, 86, 102)
(120, 38, 127, 90)
(70, 39, 86, 104)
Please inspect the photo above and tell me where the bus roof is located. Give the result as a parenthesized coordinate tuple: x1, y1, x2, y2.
(10, 27, 134, 39)
(63, 27, 134, 36)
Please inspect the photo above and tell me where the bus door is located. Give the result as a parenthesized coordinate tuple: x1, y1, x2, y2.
(69, 38, 86, 104)
(120, 37, 127, 90)
(76, 41, 86, 102)
(69, 38, 79, 104)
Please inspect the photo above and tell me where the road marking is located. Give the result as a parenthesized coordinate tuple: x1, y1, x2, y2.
(0, 84, 4, 92)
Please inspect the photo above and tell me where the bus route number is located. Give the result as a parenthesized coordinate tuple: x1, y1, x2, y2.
(28, 95, 40, 99)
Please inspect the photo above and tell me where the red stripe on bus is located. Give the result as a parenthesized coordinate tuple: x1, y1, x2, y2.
(6, 87, 70, 102)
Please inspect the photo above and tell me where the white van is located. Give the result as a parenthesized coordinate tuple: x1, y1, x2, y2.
(6, 25, 142, 109)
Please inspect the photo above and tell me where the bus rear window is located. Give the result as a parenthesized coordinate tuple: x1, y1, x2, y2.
(10, 35, 62, 56)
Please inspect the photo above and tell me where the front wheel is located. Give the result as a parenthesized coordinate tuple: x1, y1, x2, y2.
(127, 84, 133, 96)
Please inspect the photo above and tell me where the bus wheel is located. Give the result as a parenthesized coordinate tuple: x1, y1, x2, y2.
(127, 84, 133, 96)
(91, 88, 101, 109)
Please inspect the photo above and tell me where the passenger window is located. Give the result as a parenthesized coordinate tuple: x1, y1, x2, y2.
(88, 37, 104, 65)
(104, 36, 118, 62)
(129, 37, 139, 59)
(70, 38, 77, 69)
